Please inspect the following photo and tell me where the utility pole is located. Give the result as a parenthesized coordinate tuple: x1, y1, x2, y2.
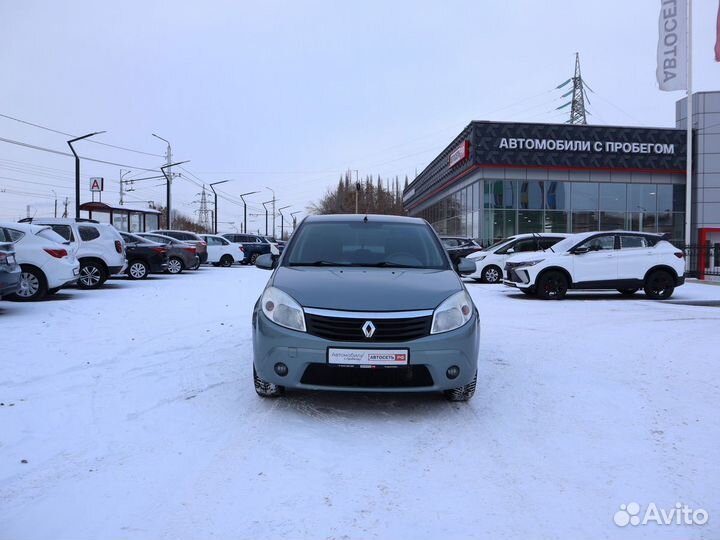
(62, 197, 69, 218)
(119, 169, 132, 206)
(266, 186, 276, 237)
(67, 131, 105, 219)
(52, 190, 57, 217)
(209, 180, 230, 234)
(160, 160, 189, 229)
(240, 191, 259, 233)
(291, 210, 301, 231)
(354, 170, 361, 214)
(152, 134, 174, 226)
(278, 205, 291, 240)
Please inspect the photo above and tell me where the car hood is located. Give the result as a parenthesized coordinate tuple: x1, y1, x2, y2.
(271, 267, 462, 311)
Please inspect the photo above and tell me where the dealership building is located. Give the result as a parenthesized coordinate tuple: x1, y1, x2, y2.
(403, 91, 720, 256)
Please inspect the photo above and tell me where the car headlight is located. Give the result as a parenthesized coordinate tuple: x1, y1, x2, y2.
(517, 259, 545, 267)
(431, 290, 474, 334)
(261, 286, 306, 332)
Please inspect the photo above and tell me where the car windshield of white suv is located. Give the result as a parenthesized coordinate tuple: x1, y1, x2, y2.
(286, 221, 449, 269)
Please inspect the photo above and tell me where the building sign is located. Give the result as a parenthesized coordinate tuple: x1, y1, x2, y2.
(448, 140, 470, 167)
(89, 177, 104, 192)
(473, 122, 686, 172)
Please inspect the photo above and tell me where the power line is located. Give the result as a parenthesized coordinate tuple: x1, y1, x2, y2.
(0, 112, 164, 157)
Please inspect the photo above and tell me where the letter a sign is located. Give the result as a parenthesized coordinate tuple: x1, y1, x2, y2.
(89, 177, 104, 192)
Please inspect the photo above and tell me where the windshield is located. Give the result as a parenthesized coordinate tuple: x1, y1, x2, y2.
(546, 235, 585, 253)
(285, 221, 449, 269)
(484, 236, 516, 252)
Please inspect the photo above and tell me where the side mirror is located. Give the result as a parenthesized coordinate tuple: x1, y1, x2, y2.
(255, 253, 275, 270)
(572, 246, 590, 255)
(506, 248, 515, 254)
(457, 257, 476, 276)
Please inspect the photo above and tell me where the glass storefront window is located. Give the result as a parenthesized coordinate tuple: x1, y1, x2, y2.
(599, 211, 626, 230)
(544, 211, 569, 232)
(571, 183, 599, 211)
(519, 181, 544, 210)
(571, 211, 599, 232)
(545, 182, 569, 210)
(629, 211, 657, 233)
(628, 184, 657, 214)
(488, 180, 517, 209)
(518, 211, 543, 233)
(599, 184, 626, 212)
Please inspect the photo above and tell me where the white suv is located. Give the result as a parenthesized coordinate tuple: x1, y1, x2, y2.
(19, 218, 126, 289)
(467, 233, 569, 283)
(503, 231, 686, 300)
(0, 223, 80, 301)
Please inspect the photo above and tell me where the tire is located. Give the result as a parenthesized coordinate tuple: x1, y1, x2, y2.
(481, 265, 503, 284)
(127, 260, 149, 280)
(444, 371, 477, 402)
(191, 257, 201, 271)
(644, 270, 675, 300)
(166, 257, 184, 274)
(77, 261, 106, 289)
(618, 288, 639, 296)
(8, 266, 47, 302)
(536, 271, 568, 300)
(220, 254, 233, 268)
(250, 253, 259, 265)
(253, 366, 285, 397)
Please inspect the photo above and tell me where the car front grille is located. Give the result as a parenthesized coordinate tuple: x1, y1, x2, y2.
(504, 262, 525, 283)
(304, 312, 432, 342)
(300, 364, 434, 388)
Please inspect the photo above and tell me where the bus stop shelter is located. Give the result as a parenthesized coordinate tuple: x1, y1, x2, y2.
(79, 202, 161, 232)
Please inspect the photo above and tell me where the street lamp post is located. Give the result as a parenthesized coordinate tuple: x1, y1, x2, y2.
(278, 205, 291, 240)
(152, 134, 173, 226)
(290, 210, 301, 230)
(266, 186, 276, 237)
(160, 160, 189, 229)
(67, 131, 105, 219)
(261, 200, 273, 236)
(239, 191, 260, 233)
(208, 180, 231, 234)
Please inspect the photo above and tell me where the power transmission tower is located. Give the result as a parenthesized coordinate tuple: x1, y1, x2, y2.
(197, 186, 211, 232)
(556, 52, 592, 125)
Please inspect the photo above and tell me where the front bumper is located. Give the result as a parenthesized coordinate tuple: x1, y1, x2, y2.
(252, 309, 480, 392)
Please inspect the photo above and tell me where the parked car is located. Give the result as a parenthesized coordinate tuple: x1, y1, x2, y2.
(503, 231, 686, 300)
(118, 232, 169, 279)
(135, 233, 198, 274)
(19, 218, 125, 290)
(440, 236, 483, 260)
(466, 233, 569, 283)
(0, 223, 79, 301)
(252, 214, 480, 401)
(199, 234, 245, 266)
(0, 241, 21, 300)
(151, 230, 207, 265)
(222, 233, 279, 264)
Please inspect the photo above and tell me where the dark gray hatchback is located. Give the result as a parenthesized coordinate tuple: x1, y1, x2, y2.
(252, 214, 480, 401)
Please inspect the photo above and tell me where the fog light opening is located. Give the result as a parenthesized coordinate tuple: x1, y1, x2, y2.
(274, 362, 289, 376)
(446, 366, 460, 380)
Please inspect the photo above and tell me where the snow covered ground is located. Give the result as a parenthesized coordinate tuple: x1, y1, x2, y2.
(1, 267, 719, 540)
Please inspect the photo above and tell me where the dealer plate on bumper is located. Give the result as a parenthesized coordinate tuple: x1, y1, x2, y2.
(328, 348, 408, 366)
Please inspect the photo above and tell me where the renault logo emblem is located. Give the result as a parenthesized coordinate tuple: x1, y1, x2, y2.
(362, 320, 376, 338)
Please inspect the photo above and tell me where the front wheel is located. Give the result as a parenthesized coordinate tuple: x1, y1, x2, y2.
(444, 371, 477, 402)
(481, 265, 503, 284)
(536, 271, 568, 300)
(644, 270, 675, 300)
(253, 366, 285, 397)
(249, 253, 259, 265)
(77, 261, 106, 289)
(8, 267, 47, 301)
(166, 257, 184, 274)
(127, 260, 149, 280)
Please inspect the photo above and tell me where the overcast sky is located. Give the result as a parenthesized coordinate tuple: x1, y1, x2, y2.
(1, 0, 718, 233)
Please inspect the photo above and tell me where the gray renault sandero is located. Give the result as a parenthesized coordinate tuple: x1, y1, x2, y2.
(252, 214, 480, 401)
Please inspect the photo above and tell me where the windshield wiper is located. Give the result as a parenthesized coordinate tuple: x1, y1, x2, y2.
(289, 260, 351, 266)
(369, 262, 418, 268)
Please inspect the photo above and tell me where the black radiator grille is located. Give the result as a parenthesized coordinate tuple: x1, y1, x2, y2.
(305, 313, 432, 342)
(301, 364, 434, 388)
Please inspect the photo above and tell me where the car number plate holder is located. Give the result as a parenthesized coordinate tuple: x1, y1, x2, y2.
(327, 348, 409, 366)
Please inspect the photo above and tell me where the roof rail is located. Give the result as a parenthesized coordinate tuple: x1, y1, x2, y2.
(18, 217, 100, 224)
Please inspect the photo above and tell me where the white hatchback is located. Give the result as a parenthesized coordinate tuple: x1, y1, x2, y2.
(467, 233, 569, 283)
(200, 234, 245, 267)
(504, 231, 686, 300)
(0, 223, 80, 301)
